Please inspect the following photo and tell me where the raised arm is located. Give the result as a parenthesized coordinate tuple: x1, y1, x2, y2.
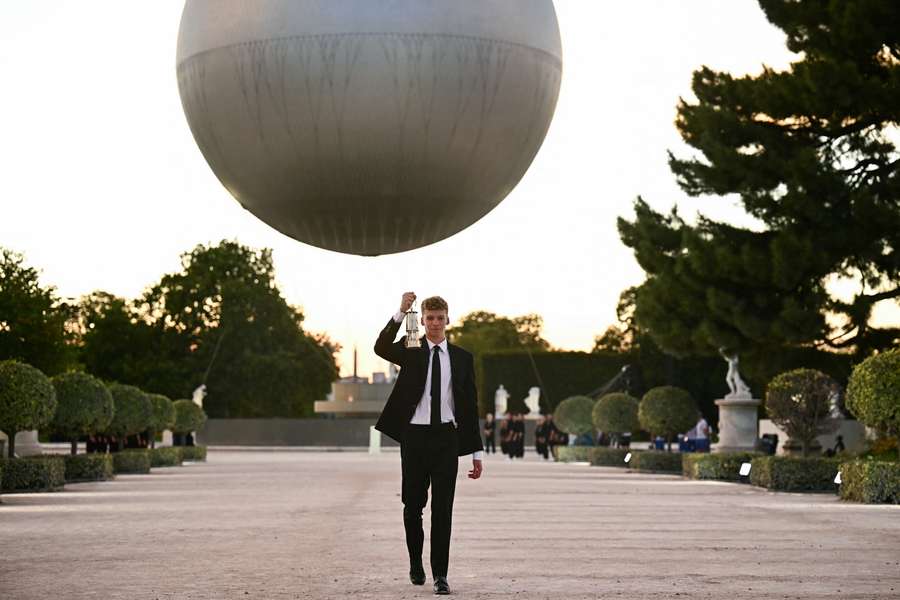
(373, 292, 416, 366)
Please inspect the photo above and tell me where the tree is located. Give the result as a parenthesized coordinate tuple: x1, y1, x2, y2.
(618, 1, 900, 363)
(846, 348, 900, 460)
(139, 241, 338, 418)
(172, 399, 207, 445)
(49, 371, 114, 455)
(147, 393, 175, 449)
(0, 360, 57, 457)
(77, 292, 189, 396)
(106, 383, 152, 451)
(0, 247, 74, 375)
(448, 311, 550, 414)
(765, 368, 840, 456)
(592, 393, 640, 444)
(448, 311, 550, 355)
(638, 386, 697, 451)
(553, 395, 594, 438)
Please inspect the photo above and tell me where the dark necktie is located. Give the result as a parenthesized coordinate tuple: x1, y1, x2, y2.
(431, 345, 441, 427)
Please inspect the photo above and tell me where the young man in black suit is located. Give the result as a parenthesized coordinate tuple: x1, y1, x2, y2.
(374, 292, 484, 595)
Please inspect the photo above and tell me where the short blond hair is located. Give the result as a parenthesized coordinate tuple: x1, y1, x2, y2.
(421, 296, 449, 313)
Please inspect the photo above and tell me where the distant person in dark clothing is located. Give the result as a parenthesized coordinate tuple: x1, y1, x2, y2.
(535, 415, 550, 459)
(499, 412, 511, 458)
(483, 413, 496, 454)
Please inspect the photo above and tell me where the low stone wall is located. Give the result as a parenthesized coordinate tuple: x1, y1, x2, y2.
(197, 418, 541, 448)
(197, 418, 399, 447)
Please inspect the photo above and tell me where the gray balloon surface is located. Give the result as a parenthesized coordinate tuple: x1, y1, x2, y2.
(177, 0, 562, 256)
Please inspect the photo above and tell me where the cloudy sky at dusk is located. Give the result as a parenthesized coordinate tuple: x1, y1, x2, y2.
(6, 1, 887, 379)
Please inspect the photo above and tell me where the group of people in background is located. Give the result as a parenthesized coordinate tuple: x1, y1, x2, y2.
(482, 412, 568, 460)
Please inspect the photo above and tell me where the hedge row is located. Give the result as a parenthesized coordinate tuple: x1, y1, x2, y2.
(180, 445, 207, 462)
(630, 451, 683, 473)
(112, 449, 151, 474)
(554, 446, 593, 462)
(750, 456, 840, 492)
(590, 447, 630, 467)
(151, 447, 183, 468)
(683, 452, 761, 481)
(1, 456, 66, 493)
(64, 454, 114, 483)
(839, 460, 900, 504)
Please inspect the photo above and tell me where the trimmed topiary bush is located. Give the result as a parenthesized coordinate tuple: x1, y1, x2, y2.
(180, 445, 207, 462)
(151, 447, 182, 467)
(592, 392, 640, 443)
(846, 349, 900, 461)
(172, 400, 208, 438)
(63, 453, 114, 483)
(0, 455, 65, 492)
(112, 449, 152, 474)
(683, 452, 762, 481)
(147, 394, 175, 449)
(555, 446, 593, 462)
(630, 451, 683, 473)
(0, 360, 57, 458)
(839, 460, 900, 504)
(750, 456, 840, 492)
(553, 396, 595, 437)
(50, 372, 114, 455)
(590, 447, 630, 467)
(106, 383, 153, 450)
(638, 386, 697, 451)
(766, 369, 840, 457)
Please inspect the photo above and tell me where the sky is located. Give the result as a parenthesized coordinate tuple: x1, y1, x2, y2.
(2, 1, 889, 380)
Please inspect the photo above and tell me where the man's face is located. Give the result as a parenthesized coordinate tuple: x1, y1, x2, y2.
(421, 308, 448, 340)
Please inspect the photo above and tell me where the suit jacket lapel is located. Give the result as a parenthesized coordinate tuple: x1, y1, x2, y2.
(448, 343, 463, 414)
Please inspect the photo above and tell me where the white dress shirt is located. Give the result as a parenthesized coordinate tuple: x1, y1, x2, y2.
(392, 312, 483, 460)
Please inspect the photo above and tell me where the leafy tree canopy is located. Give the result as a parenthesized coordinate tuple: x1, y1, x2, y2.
(618, 0, 900, 361)
(0, 247, 74, 375)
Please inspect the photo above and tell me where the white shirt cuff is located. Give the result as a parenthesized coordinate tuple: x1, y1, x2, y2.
(473, 451, 483, 460)
(393, 311, 404, 323)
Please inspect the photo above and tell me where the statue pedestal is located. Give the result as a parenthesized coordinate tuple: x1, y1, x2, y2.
(15, 430, 44, 457)
(714, 395, 760, 453)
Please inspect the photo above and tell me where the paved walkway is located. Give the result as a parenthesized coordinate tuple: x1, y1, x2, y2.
(2, 451, 898, 599)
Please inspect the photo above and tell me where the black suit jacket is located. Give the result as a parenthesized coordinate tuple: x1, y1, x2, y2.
(373, 318, 484, 457)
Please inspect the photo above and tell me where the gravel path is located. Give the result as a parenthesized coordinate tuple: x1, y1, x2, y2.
(1, 450, 898, 599)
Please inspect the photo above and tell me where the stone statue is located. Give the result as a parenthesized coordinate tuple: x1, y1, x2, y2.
(719, 348, 751, 398)
(524, 387, 541, 415)
(494, 385, 510, 416)
(192, 384, 207, 408)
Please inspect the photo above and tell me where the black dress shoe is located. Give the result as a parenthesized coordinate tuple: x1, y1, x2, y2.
(409, 564, 426, 585)
(433, 576, 450, 595)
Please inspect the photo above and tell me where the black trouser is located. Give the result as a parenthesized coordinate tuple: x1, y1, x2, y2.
(484, 433, 495, 453)
(401, 423, 459, 579)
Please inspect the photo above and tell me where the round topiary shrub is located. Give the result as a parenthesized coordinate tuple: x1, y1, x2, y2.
(50, 372, 114, 455)
(592, 392, 640, 442)
(0, 360, 57, 458)
(553, 396, 594, 437)
(638, 386, 697, 451)
(766, 368, 840, 457)
(847, 349, 900, 460)
(147, 393, 175, 449)
(172, 400, 207, 433)
(106, 383, 153, 450)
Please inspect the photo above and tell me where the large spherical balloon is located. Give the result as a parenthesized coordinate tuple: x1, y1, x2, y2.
(177, 1, 562, 256)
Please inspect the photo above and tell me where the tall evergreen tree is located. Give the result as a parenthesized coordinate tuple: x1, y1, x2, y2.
(619, 0, 900, 363)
